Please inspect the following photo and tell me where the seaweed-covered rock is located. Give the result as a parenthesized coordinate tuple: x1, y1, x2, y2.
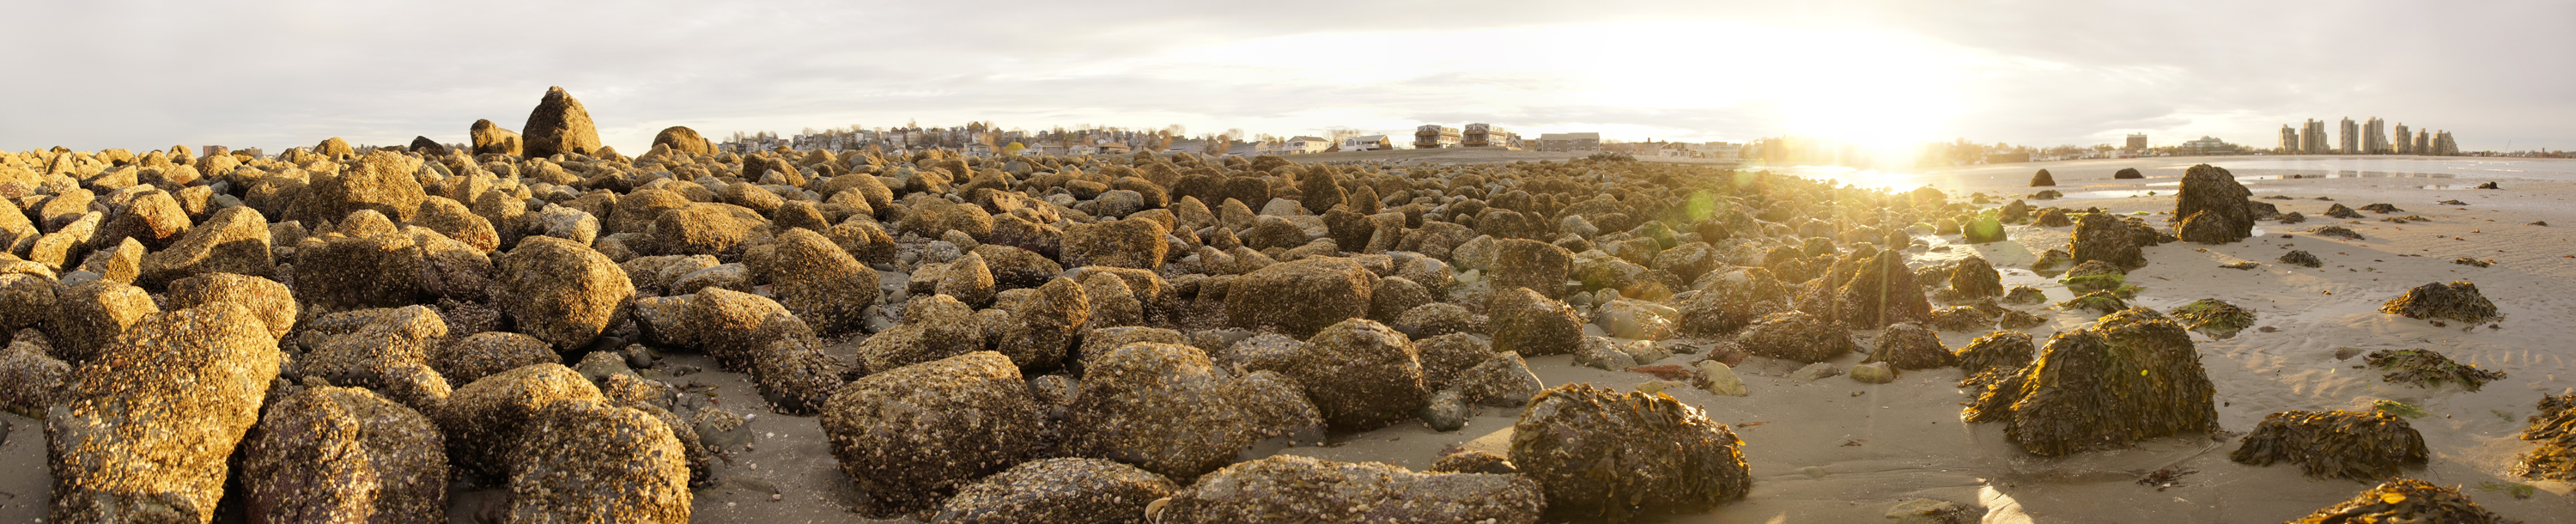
(2228, 410, 2427, 481)
(2280, 250, 2324, 268)
(2168, 298, 2255, 338)
(1510, 383, 1751, 522)
(1964, 308, 2219, 456)
(2310, 225, 2365, 240)
(1429, 449, 1518, 474)
(2358, 203, 2403, 214)
(2057, 259, 2126, 294)
(2172, 164, 2255, 244)
(1925, 305, 1995, 332)
(1060, 343, 1321, 478)
(2287, 478, 2520, 524)
(1491, 239, 1572, 298)
(821, 351, 1042, 514)
(1732, 310, 1852, 363)
(1677, 269, 1789, 336)
(495, 235, 633, 350)
(2112, 168, 2143, 180)
(2379, 281, 2500, 325)
(46, 302, 283, 523)
(1944, 256, 2003, 300)
(2057, 290, 2129, 315)
(2028, 169, 2055, 186)
(1953, 331, 2035, 383)
(2366, 349, 2506, 392)
(508, 399, 690, 523)
(436, 363, 604, 481)
(930, 458, 1176, 524)
(2002, 285, 2047, 306)
(651, 203, 770, 259)
(2069, 212, 2145, 271)
(1864, 323, 1954, 370)
(1486, 287, 1582, 357)
(1155, 454, 1543, 524)
(1225, 257, 1372, 337)
(2033, 208, 2072, 228)
(241, 383, 447, 524)
(2513, 393, 2576, 481)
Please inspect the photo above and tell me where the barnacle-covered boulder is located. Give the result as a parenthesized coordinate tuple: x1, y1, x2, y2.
(241, 383, 448, 524)
(2287, 478, 2519, 524)
(929, 458, 1176, 524)
(1153, 454, 1543, 524)
(496, 235, 634, 350)
(1486, 287, 1582, 357)
(1491, 238, 1572, 298)
(46, 302, 283, 523)
(1060, 343, 1321, 478)
(436, 363, 604, 481)
(765, 228, 880, 334)
(1510, 383, 1750, 522)
(820, 351, 1042, 514)
(507, 399, 691, 523)
(2228, 410, 2427, 481)
(2379, 281, 2500, 325)
(1964, 308, 2218, 456)
(1288, 319, 1431, 430)
(1225, 257, 1372, 337)
(1732, 310, 1853, 363)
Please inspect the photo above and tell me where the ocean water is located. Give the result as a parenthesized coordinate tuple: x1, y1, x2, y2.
(1747, 155, 2576, 193)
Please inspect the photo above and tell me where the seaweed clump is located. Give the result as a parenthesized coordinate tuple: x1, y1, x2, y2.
(1510, 383, 1751, 522)
(2056, 260, 2125, 294)
(2311, 226, 2365, 240)
(2379, 281, 2500, 325)
(1964, 308, 2219, 457)
(1953, 331, 2035, 390)
(2287, 478, 2522, 524)
(2323, 204, 2365, 219)
(2366, 349, 2506, 392)
(2511, 393, 2576, 481)
(2228, 410, 2427, 481)
(2279, 250, 2323, 268)
(2057, 290, 2129, 315)
(2167, 299, 2255, 338)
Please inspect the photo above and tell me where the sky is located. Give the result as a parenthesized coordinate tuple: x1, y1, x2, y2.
(4, 0, 2572, 154)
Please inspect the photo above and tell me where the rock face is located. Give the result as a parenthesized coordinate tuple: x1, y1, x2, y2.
(2379, 281, 2500, 325)
(1510, 384, 1751, 522)
(651, 125, 713, 155)
(1060, 343, 1321, 478)
(241, 383, 447, 524)
(507, 399, 692, 523)
(471, 119, 523, 156)
(1157, 454, 1545, 524)
(820, 351, 1042, 514)
(930, 458, 1176, 524)
(47, 302, 283, 523)
(2172, 164, 2256, 244)
(2029, 168, 2056, 186)
(1285, 319, 1431, 430)
(519, 87, 602, 158)
(2228, 410, 2427, 481)
(1965, 308, 2219, 457)
(496, 235, 635, 350)
(1225, 257, 1373, 337)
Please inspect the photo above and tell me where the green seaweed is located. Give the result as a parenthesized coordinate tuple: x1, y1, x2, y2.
(2373, 399, 2428, 419)
(2229, 410, 2427, 481)
(2168, 299, 2256, 338)
(2056, 291, 2128, 315)
(2366, 349, 2506, 392)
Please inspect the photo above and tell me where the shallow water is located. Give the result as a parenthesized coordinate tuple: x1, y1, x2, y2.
(1753, 155, 2576, 193)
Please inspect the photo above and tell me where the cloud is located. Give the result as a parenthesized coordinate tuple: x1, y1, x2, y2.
(2, 0, 2568, 152)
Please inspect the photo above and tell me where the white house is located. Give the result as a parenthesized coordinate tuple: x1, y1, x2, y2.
(1342, 135, 1395, 151)
(1284, 136, 1330, 154)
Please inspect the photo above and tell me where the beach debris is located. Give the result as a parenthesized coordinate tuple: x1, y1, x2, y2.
(1156, 454, 1542, 524)
(2168, 299, 2256, 338)
(1885, 498, 1980, 524)
(1732, 310, 1856, 363)
(2057, 260, 2126, 293)
(2374, 399, 2429, 418)
(2278, 211, 2307, 223)
(2379, 281, 2501, 325)
(932, 458, 1176, 524)
(1789, 363, 1843, 381)
(1865, 323, 1954, 370)
(1965, 308, 2219, 456)
(2286, 478, 2520, 524)
(2229, 410, 2427, 480)
(2280, 250, 2324, 267)
(2113, 168, 2145, 180)
(2531, 221, 2549, 226)
(2359, 203, 2405, 214)
(2136, 466, 2196, 491)
(2366, 349, 2506, 392)
(2476, 181, 2501, 189)
(2309, 225, 2366, 240)
(2221, 261, 2257, 270)
(2510, 393, 2575, 481)
(1510, 383, 1752, 522)
(2324, 204, 2365, 218)
(2453, 257, 2492, 267)
(2029, 168, 2056, 186)
(2172, 164, 2257, 244)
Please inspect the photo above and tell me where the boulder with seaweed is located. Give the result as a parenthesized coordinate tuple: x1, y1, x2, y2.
(2511, 393, 2575, 481)
(2167, 299, 2254, 338)
(2056, 290, 2129, 315)
(2228, 410, 2427, 481)
(2287, 478, 2522, 524)
(2379, 281, 2500, 325)
(2365, 349, 2506, 392)
(1964, 308, 2219, 457)
(2057, 259, 2125, 294)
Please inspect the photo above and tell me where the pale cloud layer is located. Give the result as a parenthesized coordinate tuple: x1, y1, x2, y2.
(3, 0, 2569, 153)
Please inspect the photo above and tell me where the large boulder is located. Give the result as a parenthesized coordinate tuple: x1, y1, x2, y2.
(1156, 455, 1543, 524)
(991, 277, 1091, 371)
(45, 279, 159, 364)
(139, 206, 274, 285)
(1486, 287, 1582, 357)
(651, 125, 713, 155)
(519, 87, 602, 158)
(2069, 211, 2146, 271)
(1284, 319, 1431, 430)
(1510, 384, 1752, 521)
(930, 458, 1177, 524)
(433, 332, 561, 387)
(46, 302, 283, 523)
(97, 190, 191, 249)
(496, 236, 635, 350)
(507, 399, 691, 523)
(293, 214, 428, 313)
(2029, 168, 2056, 186)
(301, 150, 428, 222)
(1060, 343, 1323, 478)
(1060, 216, 1170, 270)
(2172, 164, 2255, 244)
(1964, 308, 2219, 456)
(820, 351, 1043, 514)
(1734, 310, 1853, 363)
(649, 203, 769, 259)
(1491, 239, 1572, 298)
(766, 228, 880, 333)
(435, 363, 605, 480)
(470, 119, 523, 156)
(1225, 257, 1373, 337)
(294, 307, 449, 407)
(240, 383, 448, 524)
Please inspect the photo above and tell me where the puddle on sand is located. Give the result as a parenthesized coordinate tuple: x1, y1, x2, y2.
(2063, 190, 2164, 199)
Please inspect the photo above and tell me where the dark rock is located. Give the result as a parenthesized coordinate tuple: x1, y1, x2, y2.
(496, 235, 635, 350)
(46, 302, 282, 523)
(930, 458, 1177, 524)
(820, 351, 1042, 514)
(2029, 169, 2055, 186)
(1486, 287, 1582, 357)
(1156, 455, 1542, 524)
(2170, 164, 2256, 244)
(2309, 225, 2365, 240)
(241, 383, 448, 524)
(2229, 409, 2427, 481)
(508, 399, 691, 523)
(2280, 250, 2323, 267)
(2379, 281, 2500, 325)
(2032, 208, 2072, 228)
(2286, 478, 2518, 524)
(2002, 285, 2048, 305)
(519, 87, 603, 158)
(2359, 203, 2403, 214)
(1060, 342, 1322, 478)
(1733, 310, 1851, 363)
(1225, 257, 1372, 337)
(2323, 204, 2364, 219)
(1510, 383, 1751, 521)
(2278, 211, 2306, 224)
(2070, 212, 2145, 271)
(2113, 168, 2143, 180)
(1964, 308, 2219, 456)
(1865, 323, 1953, 370)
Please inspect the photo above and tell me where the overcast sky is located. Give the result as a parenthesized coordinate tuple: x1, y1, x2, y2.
(5, 0, 2571, 153)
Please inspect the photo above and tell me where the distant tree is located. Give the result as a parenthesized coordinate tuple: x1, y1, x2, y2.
(1003, 142, 1026, 155)
(1203, 135, 1230, 155)
(1326, 126, 1366, 143)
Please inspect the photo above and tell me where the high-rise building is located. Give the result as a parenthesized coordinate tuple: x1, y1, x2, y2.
(2338, 118, 2359, 154)
(2125, 133, 2148, 150)
(2415, 130, 2432, 154)
(2363, 117, 2387, 154)
(2280, 125, 2300, 153)
(2433, 131, 2458, 155)
(2299, 119, 2329, 154)
(2393, 124, 2412, 154)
